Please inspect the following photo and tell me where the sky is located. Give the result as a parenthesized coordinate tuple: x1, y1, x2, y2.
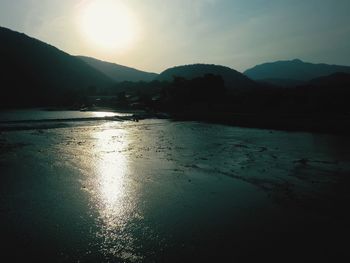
(1, 0, 350, 73)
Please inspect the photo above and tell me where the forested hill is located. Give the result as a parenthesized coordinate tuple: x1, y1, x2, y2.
(158, 64, 257, 90)
(0, 26, 115, 107)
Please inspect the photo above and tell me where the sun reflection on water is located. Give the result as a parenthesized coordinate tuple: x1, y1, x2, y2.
(91, 123, 142, 261)
(96, 129, 128, 215)
(92, 111, 117, 118)
(91, 111, 133, 118)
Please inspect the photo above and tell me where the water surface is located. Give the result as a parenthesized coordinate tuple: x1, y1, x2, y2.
(0, 109, 129, 122)
(1, 111, 350, 262)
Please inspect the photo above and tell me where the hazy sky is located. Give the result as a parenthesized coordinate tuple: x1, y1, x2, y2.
(1, 0, 350, 73)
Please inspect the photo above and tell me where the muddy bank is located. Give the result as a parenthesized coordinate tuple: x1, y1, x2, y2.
(171, 111, 350, 134)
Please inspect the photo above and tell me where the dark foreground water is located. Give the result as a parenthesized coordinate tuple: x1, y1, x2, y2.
(1, 110, 350, 262)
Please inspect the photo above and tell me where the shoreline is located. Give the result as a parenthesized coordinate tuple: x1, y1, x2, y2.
(75, 106, 350, 135)
(1, 107, 350, 135)
(170, 111, 350, 135)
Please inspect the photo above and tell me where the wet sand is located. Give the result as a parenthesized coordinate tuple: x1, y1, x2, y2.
(1, 119, 350, 262)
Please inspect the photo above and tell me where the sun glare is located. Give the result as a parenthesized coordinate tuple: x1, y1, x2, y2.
(79, 0, 137, 51)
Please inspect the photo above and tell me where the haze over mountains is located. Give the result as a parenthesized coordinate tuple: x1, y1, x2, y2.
(244, 59, 350, 86)
(0, 26, 157, 107)
(1, 26, 350, 110)
(78, 56, 158, 82)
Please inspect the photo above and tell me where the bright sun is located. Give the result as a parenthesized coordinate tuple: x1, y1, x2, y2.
(80, 0, 137, 51)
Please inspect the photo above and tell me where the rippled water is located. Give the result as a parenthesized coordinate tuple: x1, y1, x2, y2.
(1, 112, 350, 262)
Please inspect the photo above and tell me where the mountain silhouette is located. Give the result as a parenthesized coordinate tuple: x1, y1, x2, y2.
(78, 56, 158, 82)
(158, 64, 257, 90)
(244, 59, 350, 84)
(0, 26, 115, 107)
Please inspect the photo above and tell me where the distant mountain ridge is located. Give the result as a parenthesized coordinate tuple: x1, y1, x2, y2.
(78, 56, 158, 82)
(0, 26, 115, 107)
(244, 59, 350, 83)
(2, 25, 349, 111)
(158, 64, 257, 89)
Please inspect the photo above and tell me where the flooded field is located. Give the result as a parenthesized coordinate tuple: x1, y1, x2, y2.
(1, 111, 350, 262)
